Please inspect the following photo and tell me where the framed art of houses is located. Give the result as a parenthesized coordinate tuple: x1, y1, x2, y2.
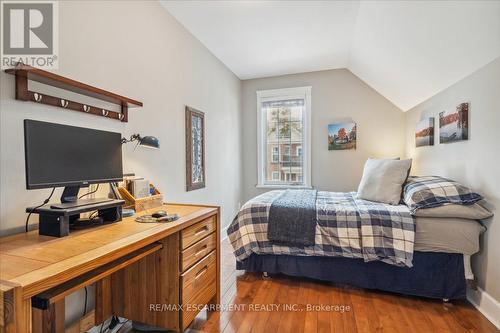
(328, 122, 356, 150)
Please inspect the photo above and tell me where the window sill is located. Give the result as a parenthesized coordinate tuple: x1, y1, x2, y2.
(256, 184, 313, 189)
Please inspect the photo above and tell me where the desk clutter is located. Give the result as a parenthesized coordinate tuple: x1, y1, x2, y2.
(115, 175, 164, 212)
(135, 212, 179, 223)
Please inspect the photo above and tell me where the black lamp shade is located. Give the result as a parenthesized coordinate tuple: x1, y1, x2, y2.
(139, 136, 160, 149)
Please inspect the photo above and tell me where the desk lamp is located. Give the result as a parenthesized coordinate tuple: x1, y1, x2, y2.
(121, 134, 160, 149)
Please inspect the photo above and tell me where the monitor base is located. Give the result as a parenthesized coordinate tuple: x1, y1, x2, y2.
(51, 197, 113, 209)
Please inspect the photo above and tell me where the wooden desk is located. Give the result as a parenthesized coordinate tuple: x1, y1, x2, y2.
(0, 203, 220, 332)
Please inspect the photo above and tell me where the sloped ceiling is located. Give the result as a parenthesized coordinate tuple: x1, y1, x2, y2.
(161, 1, 500, 111)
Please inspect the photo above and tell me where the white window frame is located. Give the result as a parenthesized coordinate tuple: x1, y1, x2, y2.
(272, 171, 280, 181)
(256, 86, 312, 189)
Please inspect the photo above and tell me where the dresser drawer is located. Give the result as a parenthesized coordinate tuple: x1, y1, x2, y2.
(180, 250, 217, 328)
(181, 232, 216, 272)
(181, 216, 216, 250)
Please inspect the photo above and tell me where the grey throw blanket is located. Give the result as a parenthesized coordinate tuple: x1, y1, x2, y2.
(267, 189, 318, 246)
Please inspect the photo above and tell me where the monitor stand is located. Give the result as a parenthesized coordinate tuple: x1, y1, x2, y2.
(50, 185, 113, 209)
(27, 199, 125, 237)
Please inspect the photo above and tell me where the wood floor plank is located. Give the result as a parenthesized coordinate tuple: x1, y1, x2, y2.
(397, 296, 434, 333)
(289, 280, 309, 333)
(276, 278, 300, 333)
(329, 285, 346, 333)
(351, 288, 382, 333)
(317, 283, 331, 333)
(304, 281, 319, 333)
(261, 279, 287, 333)
(223, 275, 265, 333)
(248, 275, 281, 333)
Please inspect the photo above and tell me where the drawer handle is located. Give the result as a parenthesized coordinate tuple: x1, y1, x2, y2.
(195, 266, 208, 280)
(195, 244, 208, 256)
(194, 225, 209, 236)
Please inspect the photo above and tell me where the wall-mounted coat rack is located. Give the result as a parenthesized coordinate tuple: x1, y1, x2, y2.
(5, 63, 142, 122)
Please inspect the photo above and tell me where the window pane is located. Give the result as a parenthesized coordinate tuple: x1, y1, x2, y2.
(291, 121, 303, 140)
(267, 108, 279, 122)
(262, 97, 306, 185)
(267, 145, 279, 164)
(290, 106, 302, 122)
(282, 144, 291, 162)
(276, 122, 291, 139)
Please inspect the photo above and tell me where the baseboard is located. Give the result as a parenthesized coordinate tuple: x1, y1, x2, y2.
(467, 287, 500, 329)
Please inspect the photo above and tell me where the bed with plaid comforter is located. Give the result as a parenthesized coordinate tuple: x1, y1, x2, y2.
(228, 190, 415, 267)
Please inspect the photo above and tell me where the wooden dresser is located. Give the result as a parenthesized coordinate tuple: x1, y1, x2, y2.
(0, 203, 220, 332)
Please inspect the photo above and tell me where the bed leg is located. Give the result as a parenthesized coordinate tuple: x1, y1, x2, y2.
(262, 271, 269, 279)
(442, 298, 450, 303)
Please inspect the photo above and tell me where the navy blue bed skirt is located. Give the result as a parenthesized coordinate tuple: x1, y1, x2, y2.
(236, 252, 466, 300)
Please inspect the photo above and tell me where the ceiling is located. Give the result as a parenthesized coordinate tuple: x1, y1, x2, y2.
(161, 1, 500, 111)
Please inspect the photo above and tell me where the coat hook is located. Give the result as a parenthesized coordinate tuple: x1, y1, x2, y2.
(33, 93, 42, 102)
(102, 110, 109, 117)
(60, 99, 68, 108)
(83, 105, 90, 112)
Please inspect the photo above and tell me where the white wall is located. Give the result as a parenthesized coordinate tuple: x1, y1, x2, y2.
(405, 57, 500, 303)
(241, 69, 405, 201)
(0, 0, 242, 325)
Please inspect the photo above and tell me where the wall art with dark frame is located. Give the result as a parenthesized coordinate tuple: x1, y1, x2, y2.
(185, 106, 205, 191)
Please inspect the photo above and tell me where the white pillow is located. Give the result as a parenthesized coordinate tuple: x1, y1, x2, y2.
(357, 158, 412, 205)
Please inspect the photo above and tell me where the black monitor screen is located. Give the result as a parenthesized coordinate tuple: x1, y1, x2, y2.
(24, 120, 123, 189)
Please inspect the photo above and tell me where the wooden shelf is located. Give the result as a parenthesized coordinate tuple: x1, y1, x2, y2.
(5, 63, 142, 122)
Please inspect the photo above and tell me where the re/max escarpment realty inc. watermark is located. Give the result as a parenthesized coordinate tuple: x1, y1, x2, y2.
(1, 0, 59, 69)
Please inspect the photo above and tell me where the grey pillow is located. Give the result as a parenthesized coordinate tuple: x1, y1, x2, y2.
(414, 203, 493, 220)
(357, 158, 412, 205)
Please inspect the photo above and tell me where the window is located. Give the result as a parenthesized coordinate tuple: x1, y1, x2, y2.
(257, 86, 311, 188)
(296, 146, 302, 157)
(271, 146, 279, 163)
(282, 146, 291, 162)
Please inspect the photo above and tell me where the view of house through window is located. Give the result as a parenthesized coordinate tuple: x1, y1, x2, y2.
(264, 98, 304, 184)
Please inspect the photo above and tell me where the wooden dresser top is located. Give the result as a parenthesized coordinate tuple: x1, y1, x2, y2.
(0, 203, 218, 298)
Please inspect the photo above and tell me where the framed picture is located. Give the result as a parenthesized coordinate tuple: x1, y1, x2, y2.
(185, 106, 205, 191)
(328, 122, 356, 150)
(439, 103, 469, 144)
(415, 118, 434, 147)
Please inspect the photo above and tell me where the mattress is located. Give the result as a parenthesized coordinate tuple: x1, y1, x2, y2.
(414, 217, 485, 255)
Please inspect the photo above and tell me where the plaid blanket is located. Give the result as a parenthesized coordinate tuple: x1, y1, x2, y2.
(403, 176, 483, 213)
(228, 191, 415, 267)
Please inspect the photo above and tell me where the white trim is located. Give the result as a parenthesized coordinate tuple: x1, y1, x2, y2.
(467, 287, 500, 329)
(220, 224, 230, 242)
(256, 86, 312, 188)
(256, 184, 313, 189)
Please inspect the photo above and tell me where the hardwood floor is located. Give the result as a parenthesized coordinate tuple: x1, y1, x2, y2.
(120, 239, 498, 333)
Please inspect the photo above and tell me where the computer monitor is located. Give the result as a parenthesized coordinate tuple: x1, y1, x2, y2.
(24, 119, 123, 205)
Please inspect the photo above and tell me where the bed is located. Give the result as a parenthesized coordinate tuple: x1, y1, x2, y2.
(227, 187, 487, 300)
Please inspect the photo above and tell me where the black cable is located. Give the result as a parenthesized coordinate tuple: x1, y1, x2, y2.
(83, 286, 88, 316)
(108, 316, 120, 329)
(25, 187, 56, 232)
(79, 184, 100, 199)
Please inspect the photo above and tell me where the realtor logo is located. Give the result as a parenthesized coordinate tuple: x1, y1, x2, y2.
(1, 1, 58, 69)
